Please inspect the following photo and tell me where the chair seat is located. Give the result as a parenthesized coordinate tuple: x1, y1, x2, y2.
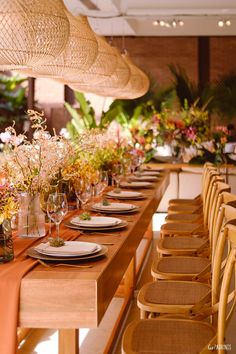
(168, 204, 202, 214)
(122, 318, 215, 354)
(169, 198, 201, 206)
(152, 256, 210, 280)
(161, 222, 204, 235)
(157, 236, 208, 256)
(138, 280, 210, 312)
(165, 213, 202, 224)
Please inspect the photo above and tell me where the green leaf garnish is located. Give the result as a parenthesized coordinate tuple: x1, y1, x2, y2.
(48, 237, 65, 247)
(102, 198, 110, 206)
(80, 212, 91, 220)
(113, 188, 121, 193)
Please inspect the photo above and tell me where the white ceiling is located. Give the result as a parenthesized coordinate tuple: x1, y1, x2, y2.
(63, 0, 236, 36)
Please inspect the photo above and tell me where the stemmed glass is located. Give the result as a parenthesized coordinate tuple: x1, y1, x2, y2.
(96, 170, 108, 195)
(46, 193, 68, 240)
(111, 164, 124, 189)
(74, 180, 92, 210)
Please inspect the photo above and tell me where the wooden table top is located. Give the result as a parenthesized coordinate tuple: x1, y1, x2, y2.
(18, 171, 169, 329)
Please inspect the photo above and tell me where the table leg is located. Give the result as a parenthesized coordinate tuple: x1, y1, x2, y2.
(124, 257, 136, 299)
(59, 328, 79, 354)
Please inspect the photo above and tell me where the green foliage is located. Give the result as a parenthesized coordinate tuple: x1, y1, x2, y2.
(212, 72, 236, 122)
(0, 74, 28, 127)
(169, 64, 214, 113)
(65, 91, 116, 139)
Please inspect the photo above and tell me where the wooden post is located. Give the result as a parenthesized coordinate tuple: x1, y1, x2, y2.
(59, 329, 79, 354)
(27, 77, 35, 109)
(64, 85, 75, 104)
(198, 37, 210, 91)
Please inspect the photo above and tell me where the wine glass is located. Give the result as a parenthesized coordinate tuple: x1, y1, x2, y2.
(96, 170, 108, 195)
(47, 193, 68, 240)
(74, 181, 92, 210)
(111, 164, 124, 189)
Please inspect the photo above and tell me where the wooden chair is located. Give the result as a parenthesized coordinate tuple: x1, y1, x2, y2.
(157, 182, 230, 258)
(167, 169, 221, 215)
(122, 223, 236, 354)
(166, 172, 223, 228)
(168, 162, 216, 207)
(151, 193, 236, 282)
(137, 203, 236, 319)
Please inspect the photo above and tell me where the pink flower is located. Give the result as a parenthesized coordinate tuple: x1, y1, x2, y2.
(215, 126, 229, 135)
(184, 127, 197, 141)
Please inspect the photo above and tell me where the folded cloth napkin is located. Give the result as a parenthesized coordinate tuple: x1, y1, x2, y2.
(92, 202, 135, 211)
(35, 241, 98, 256)
(71, 216, 120, 227)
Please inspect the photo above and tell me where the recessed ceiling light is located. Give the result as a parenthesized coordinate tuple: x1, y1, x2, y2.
(153, 20, 159, 26)
(171, 20, 177, 27)
(178, 20, 184, 26)
(225, 20, 231, 26)
(159, 20, 165, 27)
(218, 20, 224, 27)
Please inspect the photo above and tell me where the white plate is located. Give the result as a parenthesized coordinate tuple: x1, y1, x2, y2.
(120, 181, 153, 188)
(92, 202, 136, 211)
(129, 176, 158, 182)
(70, 216, 122, 227)
(229, 154, 236, 161)
(35, 241, 101, 257)
(135, 171, 161, 176)
(106, 190, 143, 199)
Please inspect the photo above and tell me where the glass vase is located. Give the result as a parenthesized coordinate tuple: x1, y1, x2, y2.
(0, 219, 14, 263)
(18, 192, 46, 238)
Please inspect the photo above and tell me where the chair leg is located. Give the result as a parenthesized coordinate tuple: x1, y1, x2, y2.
(140, 309, 148, 319)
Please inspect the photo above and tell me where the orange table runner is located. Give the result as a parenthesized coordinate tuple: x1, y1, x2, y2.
(0, 218, 77, 354)
(0, 235, 40, 354)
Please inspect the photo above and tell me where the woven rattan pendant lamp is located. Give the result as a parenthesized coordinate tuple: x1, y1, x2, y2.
(64, 35, 118, 85)
(32, 14, 98, 78)
(69, 55, 149, 99)
(115, 54, 150, 99)
(0, 0, 70, 69)
(67, 47, 130, 95)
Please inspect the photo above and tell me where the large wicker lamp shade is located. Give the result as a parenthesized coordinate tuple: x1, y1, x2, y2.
(69, 55, 149, 99)
(64, 35, 117, 85)
(32, 14, 98, 78)
(68, 47, 130, 94)
(0, 0, 70, 69)
(115, 55, 150, 99)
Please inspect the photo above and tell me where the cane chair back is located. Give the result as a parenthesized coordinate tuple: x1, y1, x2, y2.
(207, 182, 231, 245)
(217, 223, 236, 351)
(212, 204, 236, 306)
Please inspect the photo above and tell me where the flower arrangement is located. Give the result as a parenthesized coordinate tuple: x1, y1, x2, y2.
(152, 102, 210, 153)
(3, 110, 76, 196)
(0, 178, 18, 224)
(190, 125, 230, 165)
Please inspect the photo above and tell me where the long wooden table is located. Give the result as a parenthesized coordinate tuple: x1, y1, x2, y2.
(18, 171, 169, 354)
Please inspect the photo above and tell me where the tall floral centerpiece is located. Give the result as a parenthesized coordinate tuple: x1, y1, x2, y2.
(0, 179, 17, 262)
(3, 110, 75, 238)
